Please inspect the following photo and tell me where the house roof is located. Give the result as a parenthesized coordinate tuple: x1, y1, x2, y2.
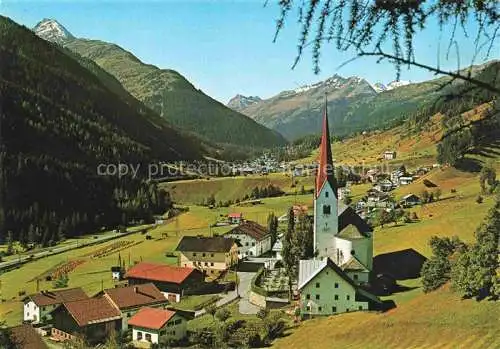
(26, 288, 88, 306)
(228, 213, 242, 218)
(103, 283, 167, 309)
(10, 325, 48, 349)
(315, 102, 338, 198)
(128, 307, 178, 330)
(342, 256, 369, 271)
(402, 194, 420, 200)
(124, 262, 197, 284)
(62, 297, 121, 327)
(338, 206, 372, 238)
(226, 221, 270, 241)
(298, 258, 357, 290)
(175, 236, 236, 253)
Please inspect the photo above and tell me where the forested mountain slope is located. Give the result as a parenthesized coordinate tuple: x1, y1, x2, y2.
(0, 16, 200, 244)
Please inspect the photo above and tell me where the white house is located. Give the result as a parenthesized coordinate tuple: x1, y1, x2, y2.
(129, 307, 187, 344)
(224, 221, 272, 258)
(383, 151, 397, 160)
(399, 176, 414, 185)
(23, 288, 88, 324)
(228, 213, 243, 225)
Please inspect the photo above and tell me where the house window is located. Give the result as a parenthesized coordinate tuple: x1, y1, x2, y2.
(325, 191, 329, 198)
(346, 308, 350, 312)
(145, 333, 152, 342)
(334, 295, 338, 300)
(334, 283, 339, 288)
(193, 253, 197, 257)
(211, 262, 214, 266)
(137, 332, 143, 340)
(202, 253, 206, 257)
(315, 294, 320, 300)
(205, 262, 208, 266)
(323, 205, 331, 215)
(318, 306, 322, 312)
(245, 242, 249, 246)
(252, 242, 255, 246)
(351, 250, 355, 255)
(353, 274, 358, 280)
(306, 306, 311, 311)
(127, 313, 132, 318)
(346, 295, 350, 300)
(174, 319, 182, 325)
(306, 294, 310, 300)
(249, 251, 253, 256)
(332, 306, 337, 313)
(160, 330, 166, 336)
(358, 306, 363, 310)
(315, 282, 320, 288)
(211, 253, 214, 257)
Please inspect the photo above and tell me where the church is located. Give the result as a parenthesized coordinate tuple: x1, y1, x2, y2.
(298, 103, 380, 316)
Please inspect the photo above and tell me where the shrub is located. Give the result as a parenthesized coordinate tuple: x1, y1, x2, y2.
(476, 195, 483, 204)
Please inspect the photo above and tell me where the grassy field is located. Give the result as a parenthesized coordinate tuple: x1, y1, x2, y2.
(161, 173, 316, 205)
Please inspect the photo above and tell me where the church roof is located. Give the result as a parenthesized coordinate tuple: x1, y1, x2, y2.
(315, 101, 338, 198)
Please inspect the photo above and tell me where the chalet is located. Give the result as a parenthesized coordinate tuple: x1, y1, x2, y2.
(365, 169, 379, 183)
(9, 324, 48, 349)
(175, 236, 238, 275)
(225, 221, 272, 258)
(373, 179, 394, 192)
(399, 176, 414, 185)
(124, 262, 203, 302)
(23, 288, 88, 324)
(50, 297, 121, 344)
(390, 169, 404, 184)
(228, 212, 243, 225)
(400, 194, 421, 207)
(98, 283, 168, 330)
(383, 151, 397, 160)
(129, 307, 188, 345)
(298, 258, 380, 317)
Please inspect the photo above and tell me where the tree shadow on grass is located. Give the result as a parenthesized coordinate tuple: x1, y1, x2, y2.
(454, 158, 482, 173)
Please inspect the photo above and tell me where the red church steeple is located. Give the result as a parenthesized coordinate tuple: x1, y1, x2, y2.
(315, 99, 337, 197)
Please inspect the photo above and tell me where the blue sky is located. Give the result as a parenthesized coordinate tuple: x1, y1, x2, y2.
(2, 0, 498, 103)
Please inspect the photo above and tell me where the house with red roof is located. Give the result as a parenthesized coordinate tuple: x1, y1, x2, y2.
(98, 283, 169, 330)
(129, 307, 188, 345)
(124, 262, 203, 302)
(228, 212, 243, 224)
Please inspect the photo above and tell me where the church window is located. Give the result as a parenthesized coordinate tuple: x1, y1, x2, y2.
(334, 295, 338, 300)
(315, 294, 320, 300)
(325, 191, 329, 198)
(323, 205, 331, 215)
(332, 306, 337, 312)
(346, 295, 350, 301)
(334, 283, 339, 288)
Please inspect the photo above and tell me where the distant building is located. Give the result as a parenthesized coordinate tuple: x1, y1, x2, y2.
(383, 151, 397, 160)
(111, 266, 124, 280)
(175, 236, 238, 275)
(373, 179, 394, 192)
(228, 212, 243, 225)
(399, 176, 414, 185)
(23, 288, 89, 324)
(224, 220, 272, 258)
(50, 297, 121, 344)
(98, 283, 169, 330)
(124, 262, 203, 302)
(128, 307, 188, 345)
(400, 194, 421, 207)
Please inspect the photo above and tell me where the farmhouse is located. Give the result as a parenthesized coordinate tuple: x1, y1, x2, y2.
(98, 283, 168, 330)
(298, 258, 380, 317)
(23, 288, 88, 324)
(373, 179, 394, 192)
(175, 236, 238, 275)
(124, 262, 203, 302)
(128, 307, 188, 345)
(400, 194, 421, 207)
(224, 220, 272, 258)
(50, 297, 121, 344)
(228, 212, 243, 224)
(383, 150, 397, 160)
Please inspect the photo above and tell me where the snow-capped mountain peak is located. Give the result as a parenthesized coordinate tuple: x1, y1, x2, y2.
(227, 94, 262, 111)
(370, 80, 411, 93)
(33, 18, 75, 44)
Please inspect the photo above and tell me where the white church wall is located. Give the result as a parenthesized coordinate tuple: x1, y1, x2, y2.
(314, 181, 338, 258)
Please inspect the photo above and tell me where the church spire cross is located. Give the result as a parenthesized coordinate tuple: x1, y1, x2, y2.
(315, 97, 337, 197)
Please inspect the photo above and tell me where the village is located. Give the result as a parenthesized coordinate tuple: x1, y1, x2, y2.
(1, 108, 445, 349)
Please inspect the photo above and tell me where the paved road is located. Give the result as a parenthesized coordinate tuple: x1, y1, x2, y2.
(0, 226, 152, 272)
(238, 271, 260, 315)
